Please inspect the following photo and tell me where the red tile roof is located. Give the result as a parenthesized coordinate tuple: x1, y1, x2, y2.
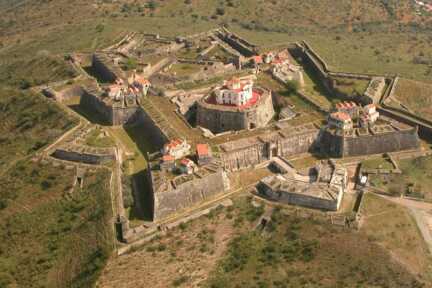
(196, 144, 209, 156)
(162, 155, 175, 162)
(180, 158, 193, 166)
(331, 111, 351, 121)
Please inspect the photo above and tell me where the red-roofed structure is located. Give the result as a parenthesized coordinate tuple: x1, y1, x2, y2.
(196, 143, 213, 166)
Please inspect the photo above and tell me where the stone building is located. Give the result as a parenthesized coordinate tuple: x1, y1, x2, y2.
(196, 79, 275, 133)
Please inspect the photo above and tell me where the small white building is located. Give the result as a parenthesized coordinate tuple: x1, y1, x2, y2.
(214, 78, 254, 106)
(179, 158, 197, 175)
(162, 139, 191, 160)
(328, 112, 353, 130)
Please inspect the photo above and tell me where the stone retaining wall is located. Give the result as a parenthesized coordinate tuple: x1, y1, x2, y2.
(149, 169, 229, 221)
(51, 149, 115, 165)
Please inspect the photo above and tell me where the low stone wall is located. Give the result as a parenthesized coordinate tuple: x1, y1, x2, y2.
(149, 169, 229, 221)
(51, 149, 115, 165)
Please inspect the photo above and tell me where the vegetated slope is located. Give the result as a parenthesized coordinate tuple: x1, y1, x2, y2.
(0, 161, 113, 288)
(0, 87, 77, 171)
(0, 54, 77, 88)
(206, 207, 424, 288)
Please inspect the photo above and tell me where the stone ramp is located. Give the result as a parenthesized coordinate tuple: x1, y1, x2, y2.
(141, 98, 180, 140)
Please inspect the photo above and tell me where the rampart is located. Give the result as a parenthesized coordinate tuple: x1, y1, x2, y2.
(320, 123, 420, 157)
(219, 124, 320, 171)
(148, 166, 230, 221)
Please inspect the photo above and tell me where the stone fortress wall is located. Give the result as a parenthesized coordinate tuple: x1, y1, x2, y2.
(196, 87, 274, 133)
(148, 166, 230, 221)
(219, 124, 320, 171)
(80, 90, 142, 126)
(320, 124, 420, 158)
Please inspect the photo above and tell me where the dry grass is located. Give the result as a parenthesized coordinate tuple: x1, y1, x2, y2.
(361, 193, 432, 284)
(391, 78, 432, 121)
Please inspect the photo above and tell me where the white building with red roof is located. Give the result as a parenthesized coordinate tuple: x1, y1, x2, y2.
(179, 158, 197, 175)
(335, 101, 359, 118)
(328, 112, 353, 130)
(162, 139, 191, 160)
(215, 77, 254, 106)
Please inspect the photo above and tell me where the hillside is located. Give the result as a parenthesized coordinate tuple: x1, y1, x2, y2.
(0, 88, 77, 171)
(0, 161, 113, 287)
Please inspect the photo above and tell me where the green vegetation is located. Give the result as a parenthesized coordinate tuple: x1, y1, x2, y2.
(0, 88, 77, 171)
(332, 77, 370, 98)
(85, 127, 115, 148)
(207, 207, 422, 288)
(0, 161, 113, 287)
(369, 155, 432, 200)
(0, 54, 77, 88)
(361, 155, 395, 170)
(169, 63, 203, 77)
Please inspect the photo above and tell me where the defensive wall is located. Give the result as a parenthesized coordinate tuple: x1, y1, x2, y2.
(320, 122, 420, 158)
(147, 164, 230, 221)
(381, 77, 432, 140)
(196, 87, 274, 133)
(219, 123, 320, 171)
(216, 27, 258, 57)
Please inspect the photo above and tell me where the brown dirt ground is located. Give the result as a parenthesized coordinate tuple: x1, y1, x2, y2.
(97, 213, 235, 288)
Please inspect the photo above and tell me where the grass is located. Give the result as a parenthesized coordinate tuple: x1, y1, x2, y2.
(361, 193, 432, 284)
(0, 54, 77, 88)
(361, 155, 395, 170)
(332, 76, 370, 98)
(369, 155, 432, 200)
(0, 87, 77, 171)
(0, 161, 113, 287)
(206, 204, 424, 288)
(169, 63, 203, 77)
(390, 78, 432, 122)
(85, 127, 115, 148)
(107, 124, 157, 222)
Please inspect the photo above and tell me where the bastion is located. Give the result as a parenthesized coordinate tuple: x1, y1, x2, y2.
(320, 119, 420, 157)
(147, 161, 230, 221)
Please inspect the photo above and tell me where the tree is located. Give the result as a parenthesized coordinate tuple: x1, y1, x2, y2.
(285, 80, 299, 95)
